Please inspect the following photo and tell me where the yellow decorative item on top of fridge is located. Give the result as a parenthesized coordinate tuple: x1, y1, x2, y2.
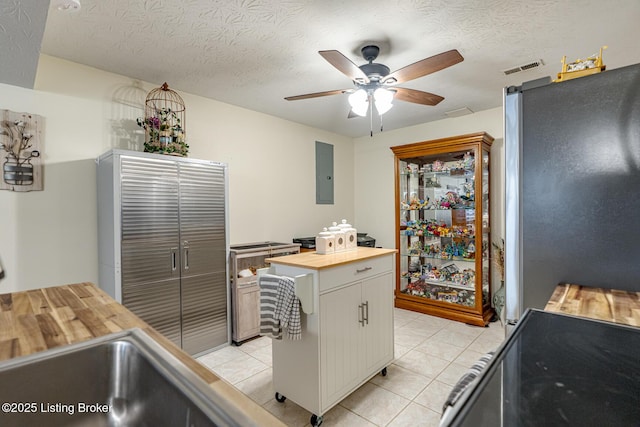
(554, 46, 607, 83)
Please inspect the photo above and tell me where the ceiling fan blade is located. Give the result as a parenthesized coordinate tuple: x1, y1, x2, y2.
(394, 87, 444, 106)
(319, 50, 370, 83)
(384, 49, 464, 84)
(285, 89, 349, 101)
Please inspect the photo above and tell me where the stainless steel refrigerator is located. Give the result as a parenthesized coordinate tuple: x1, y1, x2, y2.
(504, 63, 640, 329)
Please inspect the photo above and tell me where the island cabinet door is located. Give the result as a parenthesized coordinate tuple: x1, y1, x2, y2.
(361, 272, 394, 374)
(319, 282, 363, 409)
(319, 271, 395, 411)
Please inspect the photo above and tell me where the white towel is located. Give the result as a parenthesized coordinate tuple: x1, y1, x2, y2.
(259, 274, 302, 340)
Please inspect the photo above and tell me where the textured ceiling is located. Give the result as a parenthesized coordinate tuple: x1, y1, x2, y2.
(3, 0, 640, 138)
(0, 0, 48, 88)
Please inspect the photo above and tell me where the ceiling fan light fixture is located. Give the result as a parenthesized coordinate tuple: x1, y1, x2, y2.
(286, 46, 463, 134)
(348, 89, 369, 117)
(374, 88, 394, 115)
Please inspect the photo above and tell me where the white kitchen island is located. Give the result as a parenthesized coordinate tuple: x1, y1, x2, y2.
(264, 247, 397, 427)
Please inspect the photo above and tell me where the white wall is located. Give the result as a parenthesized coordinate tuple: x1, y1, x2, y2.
(0, 55, 354, 292)
(0, 82, 102, 292)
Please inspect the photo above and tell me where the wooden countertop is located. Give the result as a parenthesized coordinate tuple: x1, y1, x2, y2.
(266, 247, 397, 270)
(0, 282, 285, 427)
(545, 283, 640, 327)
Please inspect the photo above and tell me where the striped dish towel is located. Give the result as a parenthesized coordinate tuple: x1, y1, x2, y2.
(259, 274, 302, 340)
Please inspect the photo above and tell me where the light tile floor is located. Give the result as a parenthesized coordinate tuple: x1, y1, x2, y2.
(197, 308, 506, 426)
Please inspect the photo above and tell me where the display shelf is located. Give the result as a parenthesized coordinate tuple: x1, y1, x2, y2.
(421, 255, 475, 262)
(399, 170, 475, 177)
(400, 229, 475, 237)
(401, 276, 475, 290)
(392, 132, 494, 326)
(406, 280, 475, 291)
(422, 280, 474, 290)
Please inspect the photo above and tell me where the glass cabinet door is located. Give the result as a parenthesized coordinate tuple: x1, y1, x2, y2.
(399, 149, 478, 308)
(481, 149, 490, 306)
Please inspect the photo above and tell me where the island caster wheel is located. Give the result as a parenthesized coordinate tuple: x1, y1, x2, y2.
(275, 392, 286, 403)
(310, 414, 323, 426)
(381, 367, 387, 376)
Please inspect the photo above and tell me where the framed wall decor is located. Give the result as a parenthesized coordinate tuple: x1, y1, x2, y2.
(0, 110, 43, 192)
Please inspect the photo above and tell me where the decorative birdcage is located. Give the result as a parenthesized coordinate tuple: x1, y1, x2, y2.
(137, 82, 189, 156)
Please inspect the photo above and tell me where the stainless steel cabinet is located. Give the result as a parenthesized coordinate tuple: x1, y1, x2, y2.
(97, 149, 229, 355)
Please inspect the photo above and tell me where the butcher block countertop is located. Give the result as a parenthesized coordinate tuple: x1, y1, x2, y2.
(0, 282, 285, 427)
(266, 247, 397, 270)
(545, 283, 640, 327)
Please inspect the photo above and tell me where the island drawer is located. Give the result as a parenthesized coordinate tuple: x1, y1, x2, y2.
(318, 254, 393, 293)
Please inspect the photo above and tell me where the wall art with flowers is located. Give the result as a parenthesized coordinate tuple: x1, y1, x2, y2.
(0, 110, 43, 192)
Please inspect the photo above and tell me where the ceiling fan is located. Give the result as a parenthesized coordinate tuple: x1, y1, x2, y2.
(285, 45, 464, 127)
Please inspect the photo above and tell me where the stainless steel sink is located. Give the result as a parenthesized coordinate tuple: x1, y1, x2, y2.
(0, 329, 256, 427)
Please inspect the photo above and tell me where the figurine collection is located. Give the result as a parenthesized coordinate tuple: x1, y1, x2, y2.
(402, 219, 474, 239)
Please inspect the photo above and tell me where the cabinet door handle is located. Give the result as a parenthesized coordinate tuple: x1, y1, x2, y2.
(364, 301, 369, 325)
(183, 241, 190, 271)
(170, 248, 178, 272)
(358, 304, 365, 326)
(356, 267, 372, 274)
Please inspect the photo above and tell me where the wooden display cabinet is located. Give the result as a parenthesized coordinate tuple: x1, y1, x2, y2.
(391, 132, 494, 326)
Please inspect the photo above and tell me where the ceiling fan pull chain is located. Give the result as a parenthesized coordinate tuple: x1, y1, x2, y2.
(370, 99, 374, 137)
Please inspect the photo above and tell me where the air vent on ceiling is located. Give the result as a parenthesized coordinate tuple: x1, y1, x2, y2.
(503, 59, 545, 75)
(445, 107, 474, 118)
